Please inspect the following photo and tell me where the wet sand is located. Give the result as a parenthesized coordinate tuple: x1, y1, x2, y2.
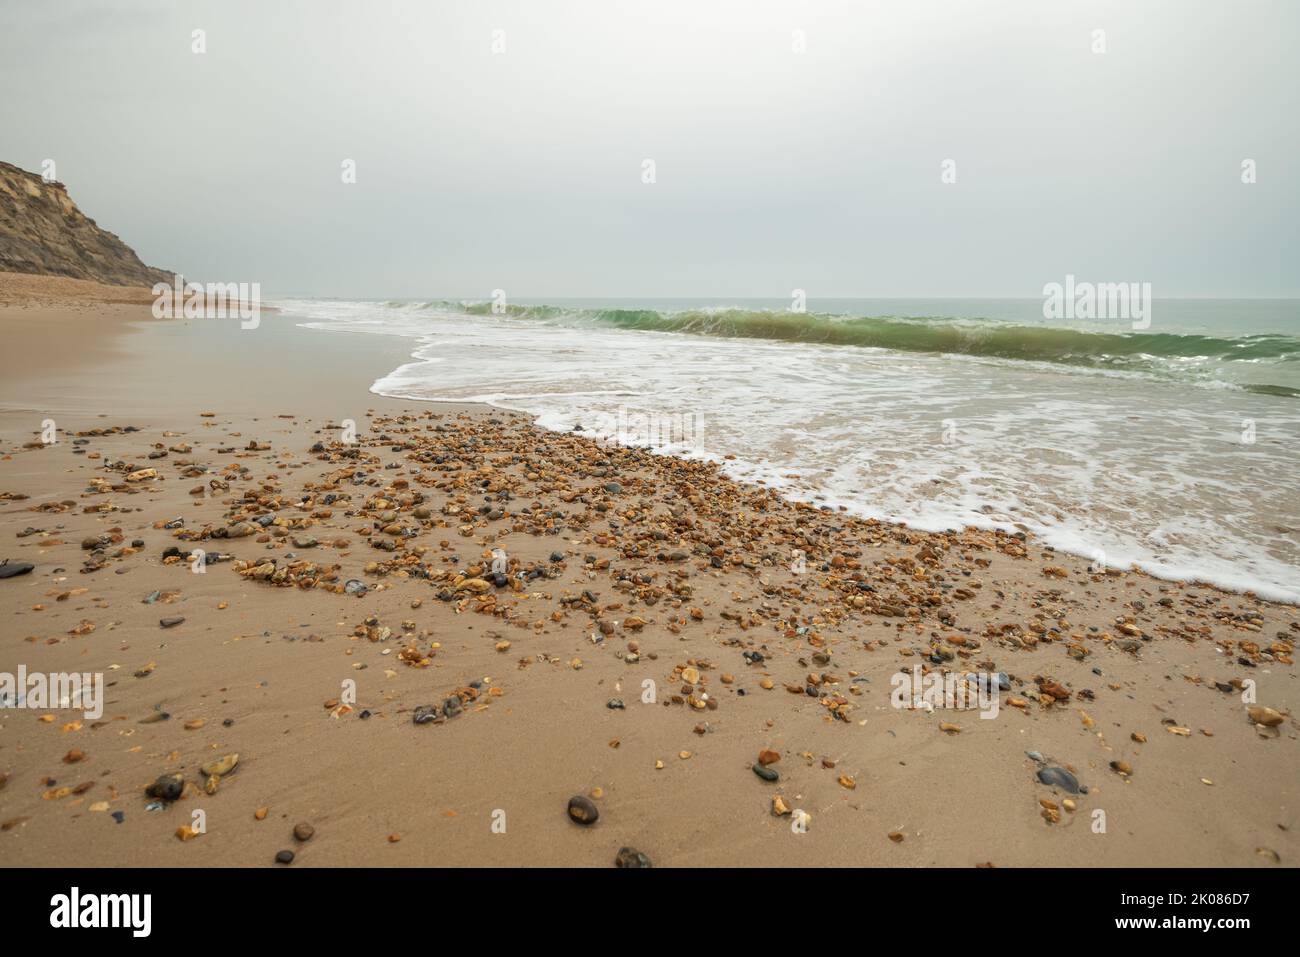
(0, 272, 1296, 867)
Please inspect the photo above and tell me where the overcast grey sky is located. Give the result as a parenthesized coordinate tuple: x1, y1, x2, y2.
(1, 0, 1296, 298)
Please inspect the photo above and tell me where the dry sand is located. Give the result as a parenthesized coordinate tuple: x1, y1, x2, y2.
(0, 272, 1296, 867)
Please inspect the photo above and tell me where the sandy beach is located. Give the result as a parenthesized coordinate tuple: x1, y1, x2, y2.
(0, 273, 1295, 868)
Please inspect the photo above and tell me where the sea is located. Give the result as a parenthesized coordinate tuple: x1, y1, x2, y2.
(273, 296, 1300, 602)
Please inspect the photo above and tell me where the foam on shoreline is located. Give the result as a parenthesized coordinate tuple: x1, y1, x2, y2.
(284, 297, 1300, 605)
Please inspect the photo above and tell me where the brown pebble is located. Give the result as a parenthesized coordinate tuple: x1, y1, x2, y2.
(293, 822, 315, 842)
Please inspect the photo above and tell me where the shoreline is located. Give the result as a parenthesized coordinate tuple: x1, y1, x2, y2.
(1, 276, 1295, 868)
(294, 298, 1300, 606)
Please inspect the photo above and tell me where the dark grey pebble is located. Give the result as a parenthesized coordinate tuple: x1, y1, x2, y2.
(1036, 766, 1081, 794)
(0, 561, 34, 580)
(567, 795, 599, 825)
(275, 850, 295, 865)
(752, 763, 779, 782)
(145, 773, 184, 802)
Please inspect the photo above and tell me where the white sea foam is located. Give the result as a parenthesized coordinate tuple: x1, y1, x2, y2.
(279, 298, 1300, 603)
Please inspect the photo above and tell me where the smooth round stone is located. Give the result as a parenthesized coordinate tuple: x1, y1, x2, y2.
(293, 823, 315, 842)
(567, 795, 599, 825)
(752, 763, 779, 782)
(275, 850, 295, 865)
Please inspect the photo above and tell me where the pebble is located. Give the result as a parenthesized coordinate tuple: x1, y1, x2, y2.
(145, 773, 184, 802)
(293, 822, 315, 842)
(567, 795, 599, 825)
(275, 850, 295, 865)
(200, 754, 239, 778)
(614, 846, 651, 868)
(413, 705, 441, 725)
(752, 763, 779, 782)
(1248, 706, 1284, 728)
(159, 617, 184, 628)
(0, 561, 34, 580)
(1036, 766, 1080, 794)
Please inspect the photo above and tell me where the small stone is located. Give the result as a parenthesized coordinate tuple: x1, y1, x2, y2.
(757, 748, 780, 766)
(275, 850, 294, 865)
(1036, 766, 1080, 794)
(615, 846, 651, 868)
(145, 773, 184, 802)
(752, 763, 779, 782)
(200, 753, 239, 778)
(567, 795, 599, 825)
(293, 822, 314, 842)
(159, 617, 185, 628)
(0, 561, 34, 580)
(1248, 706, 1284, 728)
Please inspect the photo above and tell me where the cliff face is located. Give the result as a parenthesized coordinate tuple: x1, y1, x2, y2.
(0, 161, 172, 286)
